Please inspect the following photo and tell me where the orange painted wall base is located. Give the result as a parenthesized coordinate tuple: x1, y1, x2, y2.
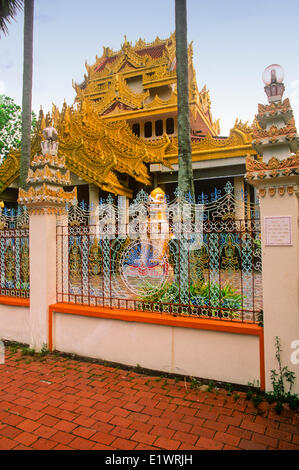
(49, 302, 265, 390)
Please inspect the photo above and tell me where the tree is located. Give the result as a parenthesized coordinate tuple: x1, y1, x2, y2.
(20, 0, 34, 190)
(0, 0, 23, 37)
(0, 0, 34, 190)
(0, 95, 22, 162)
(175, 0, 195, 201)
(0, 94, 36, 163)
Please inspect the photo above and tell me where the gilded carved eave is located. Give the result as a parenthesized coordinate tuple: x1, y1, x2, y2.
(18, 184, 78, 210)
(245, 153, 299, 183)
(78, 74, 151, 115)
(164, 120, 254, 163)
(27, 164, 72, 186)
(51, 99, 174, 196)
(0, 150, 20, 192)
(0, 111, 255, 195)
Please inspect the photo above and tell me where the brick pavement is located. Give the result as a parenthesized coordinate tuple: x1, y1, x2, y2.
(0, 346, 298, 451)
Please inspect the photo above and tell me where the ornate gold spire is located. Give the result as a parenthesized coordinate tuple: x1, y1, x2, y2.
(18, 125, 77, 212)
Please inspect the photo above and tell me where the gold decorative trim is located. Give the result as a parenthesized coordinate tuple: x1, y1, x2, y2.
(258, 188, 266, 198)
(256, 184, 297, 198)
(252, 118, 297, 140)
(145, 92, 177, 109)
(287, 185, 295, 195)
(246, 153, 299, 172)
(257, 98, 292, 117)
(25, 207, 70, 215)
(245, 151, 299, 184)
(278, 186, 285, 196)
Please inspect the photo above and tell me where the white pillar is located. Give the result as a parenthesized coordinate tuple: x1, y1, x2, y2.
(249, 173, 299, 394)
(29, 212, 57, 350)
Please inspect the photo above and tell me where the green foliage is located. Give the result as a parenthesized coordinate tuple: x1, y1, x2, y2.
(287, 394, 299, 410)
(266, 337, 298, 413)
(139, 279, 242, 317)
(225, 383, 233, 396)
(192, 282, 242, 308)
(0, 94, 36, 163)
(189, 376, 201, 389)
(39, 343, 49, 357)
(8, 344, 19, 353)
(207, 381, 215, 392)
(252, 394, 263, 408)
(264, 393, 275, 404)
(274, 401, 283, 415)
(21, 346, 35, 356)
(253, 238, 261, 250)
(0, 0, 24, 37)
(270, 336, 296, 399)
(257, 310, 263, 327)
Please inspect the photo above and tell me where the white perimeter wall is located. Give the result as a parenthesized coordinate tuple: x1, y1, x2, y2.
(53, 313, 260, 386)
(0, 305, 30, 345)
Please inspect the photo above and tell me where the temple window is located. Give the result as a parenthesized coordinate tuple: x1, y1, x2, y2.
(144, 121, 152, 138)
(126, 76, 143, 93)
(166, 118, 174, 134)
(132, 123, 140, 137)
(155, 120, 163, 137)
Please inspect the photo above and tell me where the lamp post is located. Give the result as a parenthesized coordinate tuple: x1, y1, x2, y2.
(262, 64, 285, 103)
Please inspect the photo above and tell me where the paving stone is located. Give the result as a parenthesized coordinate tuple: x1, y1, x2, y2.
(1, 350, 298, 451)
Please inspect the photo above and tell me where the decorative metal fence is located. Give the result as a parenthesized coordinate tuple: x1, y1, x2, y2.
(56, 183, 262, 323)
(0, 207, 30, 297)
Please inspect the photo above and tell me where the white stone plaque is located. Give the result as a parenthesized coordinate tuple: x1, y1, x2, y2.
(264, 216, 292, 246)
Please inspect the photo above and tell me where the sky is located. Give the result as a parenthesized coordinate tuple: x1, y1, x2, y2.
(1, 0, 299, 135)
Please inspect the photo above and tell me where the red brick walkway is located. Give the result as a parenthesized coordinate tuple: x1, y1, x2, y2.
(0, 346, 298, 451)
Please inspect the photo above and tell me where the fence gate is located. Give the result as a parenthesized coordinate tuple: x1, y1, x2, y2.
(56, 183, 262, 324)
(0, 207, 30, 298)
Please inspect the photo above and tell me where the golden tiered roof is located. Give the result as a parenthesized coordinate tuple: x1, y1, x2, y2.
(73, 34, 220, 135)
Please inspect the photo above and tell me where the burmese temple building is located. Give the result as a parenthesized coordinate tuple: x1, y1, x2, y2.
(1, 32, 299, 400)
(0, 33, 266, 211)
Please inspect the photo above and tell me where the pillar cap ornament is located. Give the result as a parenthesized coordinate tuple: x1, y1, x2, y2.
(252, 66, 299, 159)
(42, 126, 58, 141)
(18, 126, 77, 214)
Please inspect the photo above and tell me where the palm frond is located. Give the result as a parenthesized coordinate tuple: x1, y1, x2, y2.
(0, 0, 24, 36)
